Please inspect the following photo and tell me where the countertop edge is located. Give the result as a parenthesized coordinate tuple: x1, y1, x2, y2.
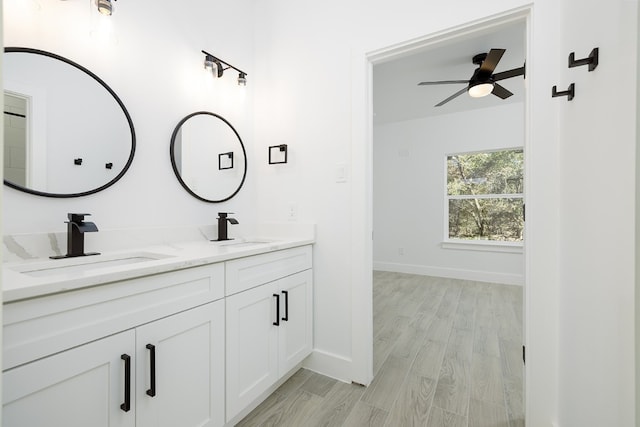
(3, 238, 315, 303)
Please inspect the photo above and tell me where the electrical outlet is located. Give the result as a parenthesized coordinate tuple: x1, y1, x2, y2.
(398, 247, 404, 255)
(287, 202, 298, 221)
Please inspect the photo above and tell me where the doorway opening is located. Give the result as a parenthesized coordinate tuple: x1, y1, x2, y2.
(3, 92, 29, 187)
(350, 6, 531, 425)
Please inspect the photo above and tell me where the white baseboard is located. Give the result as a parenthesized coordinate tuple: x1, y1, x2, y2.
(223, 362, 304, 427)
(303, 349, 353, 383)
(372, 261, 524, 286)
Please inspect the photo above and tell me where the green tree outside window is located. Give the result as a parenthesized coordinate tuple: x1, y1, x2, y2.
(447, 149, 524, 242)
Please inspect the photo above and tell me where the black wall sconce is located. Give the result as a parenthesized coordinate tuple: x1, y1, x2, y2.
(269, 144, 288, 164)
(202, 50, 247, 86)
(219, 152, 234, 170)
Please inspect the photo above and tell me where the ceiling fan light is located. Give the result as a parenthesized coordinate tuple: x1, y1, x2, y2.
(468, 81, 494, 98)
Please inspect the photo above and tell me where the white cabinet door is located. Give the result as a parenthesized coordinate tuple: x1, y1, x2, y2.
(278, 270, 313, 375)
(226, 281, 280, 421)
(3, 330, 136, 427)
(136, 300, 225, 427)
(226, 270, 313, 422)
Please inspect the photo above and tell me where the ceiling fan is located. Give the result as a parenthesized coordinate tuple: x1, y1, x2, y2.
(418, 48, 525, 107)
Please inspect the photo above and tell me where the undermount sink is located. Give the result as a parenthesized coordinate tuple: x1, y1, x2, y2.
(10, 252, 174, 277)
(212, 238, 278, 248)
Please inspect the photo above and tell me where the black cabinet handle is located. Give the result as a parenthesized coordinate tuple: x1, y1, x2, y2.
(273, 294, 280, 326)
(146, 344, 156, 397)
(282, 290, 289, 321)
(120, 354, 131, 412)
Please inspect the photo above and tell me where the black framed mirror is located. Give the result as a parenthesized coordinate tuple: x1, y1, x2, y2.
(170, 111, 247, 203)
(3, 47, 136, 197)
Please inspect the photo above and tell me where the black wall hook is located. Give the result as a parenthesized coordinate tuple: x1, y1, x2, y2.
(552, 83, 575, 101)
(568, 48, 599, 71)
(74, 158, 83, 165)
(105, 162, 113, 169)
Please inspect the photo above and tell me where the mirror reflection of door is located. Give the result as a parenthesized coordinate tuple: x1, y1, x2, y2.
(4, 93, 28, 187)
(3, 48, 136, 198)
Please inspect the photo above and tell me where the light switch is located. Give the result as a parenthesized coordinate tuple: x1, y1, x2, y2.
(336, 163, 348, 183)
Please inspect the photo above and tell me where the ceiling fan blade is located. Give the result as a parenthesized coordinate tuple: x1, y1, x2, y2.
(435, 86, 468, 107)
(493, 66, 525, 81)
(491, 83, 514, 99)
(418, 80, 469, 86)
(479, 48, 506, 75)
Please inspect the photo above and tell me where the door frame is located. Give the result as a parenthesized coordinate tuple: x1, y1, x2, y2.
(349, 1, 532, 416)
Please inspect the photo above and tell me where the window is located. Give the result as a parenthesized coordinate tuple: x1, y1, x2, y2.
(446, 149, 524, 243)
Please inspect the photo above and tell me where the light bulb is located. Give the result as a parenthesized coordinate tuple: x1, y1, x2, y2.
(468, 82, 494, 98)
(95, 0, 113, 16)
(204, 55, 215, 70)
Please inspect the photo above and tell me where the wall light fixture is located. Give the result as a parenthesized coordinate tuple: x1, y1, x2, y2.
(202, 50, 247, 86)
(95, 0, 116, 16)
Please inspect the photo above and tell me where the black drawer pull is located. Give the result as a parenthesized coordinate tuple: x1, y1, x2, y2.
(120, 354, 131, 412)
(273, 294, 280, 326)
(146, 344, 156, 397)
(282, 290, 289, 321)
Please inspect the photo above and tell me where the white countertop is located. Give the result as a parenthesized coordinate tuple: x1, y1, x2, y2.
(3, 237, 314, 303)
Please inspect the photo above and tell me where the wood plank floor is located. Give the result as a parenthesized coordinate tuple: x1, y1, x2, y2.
(237, 271, 524, 427)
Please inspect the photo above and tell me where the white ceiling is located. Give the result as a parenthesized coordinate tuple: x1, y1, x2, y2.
(372, 21, 526, 125)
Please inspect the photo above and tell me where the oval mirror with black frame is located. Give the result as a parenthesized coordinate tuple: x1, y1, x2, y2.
(3, 47, 136, 197)
(170, 111, 247, 203)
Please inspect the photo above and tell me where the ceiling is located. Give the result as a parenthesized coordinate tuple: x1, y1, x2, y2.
(372, 21, 526, 125)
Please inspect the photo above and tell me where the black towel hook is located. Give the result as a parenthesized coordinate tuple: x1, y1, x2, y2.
(552, 83, 575, 101)
(568, 48, 599, 72)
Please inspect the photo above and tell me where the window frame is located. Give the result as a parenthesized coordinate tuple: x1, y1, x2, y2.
(443, 147, 524, 251)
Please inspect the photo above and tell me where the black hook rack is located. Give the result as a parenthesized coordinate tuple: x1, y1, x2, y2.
(552, 83, 575, 101)
(568, 48, 599, 72)
(74, 158, 83, 165)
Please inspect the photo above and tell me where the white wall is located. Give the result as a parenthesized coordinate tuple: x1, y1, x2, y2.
(3, 0, 257, 235)
(3, 1, 638, 425)
(252, 0, 537, 387)
(373, 103, 524, 285)
(555, 1, 637, 426)
(252, 0, 637, 426)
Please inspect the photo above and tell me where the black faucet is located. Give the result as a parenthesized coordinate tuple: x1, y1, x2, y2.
(50, 213, 100, 259)
(214, 212, 239, 241)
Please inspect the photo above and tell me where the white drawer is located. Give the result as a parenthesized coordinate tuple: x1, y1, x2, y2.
(225, 246, 312, 296)
(3, 263, 224, 371)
